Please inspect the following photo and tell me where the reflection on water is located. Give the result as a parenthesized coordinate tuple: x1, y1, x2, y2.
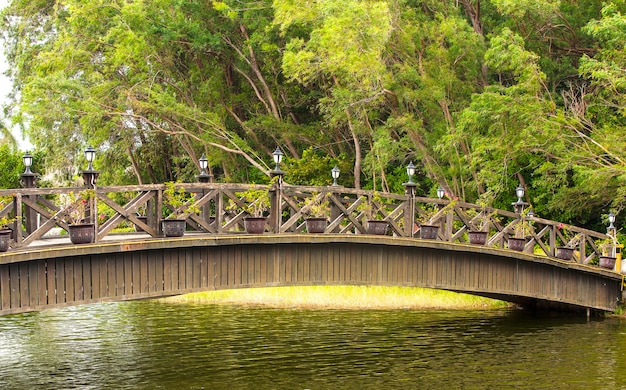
(1, 301, 625, 389)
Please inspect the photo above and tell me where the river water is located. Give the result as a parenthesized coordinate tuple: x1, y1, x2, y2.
(0, 301, 625, 389)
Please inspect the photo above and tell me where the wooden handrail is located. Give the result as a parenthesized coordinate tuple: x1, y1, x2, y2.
(0, 183, 614, 268)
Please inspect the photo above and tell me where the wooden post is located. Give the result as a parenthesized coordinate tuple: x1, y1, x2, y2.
(402, 183, 416, 238)
(20, 173, 38, 235)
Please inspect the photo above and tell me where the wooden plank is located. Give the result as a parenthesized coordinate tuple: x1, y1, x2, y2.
(99, 256, 108, 298)
(82, 256, 92, 300)
(200, 247, 208, 288)
(163, 249, 172, 292)
(0, 264, 8, 310)
(124, 253, 133, 296)
(10, 264, 19, 309)
(65, 259, 75, 303)
(221, 246, 230, 287)
(298, 246, 311, 282)
(255, 246, 262, 286)
(74, 257, 84, 302)
(248, 247, 256, 286)
(284, 245, 292, 283)
(141, 250, 149, 293)
(173, 248, 181, 290)
(150, 251, 158, 292)
(260, 246, 267, 285)
(242, 246, 250, 287)
(91, 257, 101, 300)
(106, 255, 116, 297)
(28, 261, 39, 307)
(115, 255, 124, 297)
(278, 245, 286, 284)
(55, 259, 66, 303)
(156, 251, 164, 292)
(18, 263, 30, 307)
(207, 250, 215, 289)
(185, 249, 193, 290)
(230, 246, 237, 286)
(46, 259, 57, 305)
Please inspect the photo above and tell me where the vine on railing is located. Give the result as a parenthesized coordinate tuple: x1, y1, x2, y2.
(0, 184, 613, 268)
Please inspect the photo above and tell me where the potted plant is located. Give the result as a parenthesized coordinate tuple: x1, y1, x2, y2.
(555, 223, 578, 261)
(356, 192, 389, 235)
(228, 189, 271, 234)
(63, 189, 96, 244)
(597, 238, 617, 270)
(468, 192, 496, 245)
(415, 204, 438, 240)
(0, 214, 17, 252)
(300, 192, 330, 233)
(162, 182, 200, 237)
(508, 215, 533, 252)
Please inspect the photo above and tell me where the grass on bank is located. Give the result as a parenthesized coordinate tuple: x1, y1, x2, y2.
(160, 285, 511, 310)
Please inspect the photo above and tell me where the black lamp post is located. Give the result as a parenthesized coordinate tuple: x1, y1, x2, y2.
(406, 161, 416, 184)
(20, 151, 37, 189)
(512, 183, 527, 214)
(403, 162, 418, 237)
(331, 165, 340, 186)
(608, 212, 616, 234)
(196, 154, 212, 183)
(81, 146, 100, 189)
(273, 146, 283, 170)
(270, 146, 285, 181)
(436, 185, 445, 200)
(269, 147, 285, 233)
(21, 151, 38, 234)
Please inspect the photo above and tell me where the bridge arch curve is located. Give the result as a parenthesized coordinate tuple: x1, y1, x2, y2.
(1, 234, 622, 315)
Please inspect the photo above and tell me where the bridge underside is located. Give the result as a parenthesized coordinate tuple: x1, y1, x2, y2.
(1, 235, 623, 315)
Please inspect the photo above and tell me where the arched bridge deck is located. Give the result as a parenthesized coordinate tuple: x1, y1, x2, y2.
(0, 234, 623, 315)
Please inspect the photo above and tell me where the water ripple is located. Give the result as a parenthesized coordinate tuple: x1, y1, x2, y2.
(0, 302, 625, 389)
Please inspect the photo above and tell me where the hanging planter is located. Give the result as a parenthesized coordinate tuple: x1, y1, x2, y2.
(161, 219, 186, 237)
(419, 224, 439, 240)
(305, 218, 327, 234)
(469, 231, 488, 245)
(68, 223, 95, 244)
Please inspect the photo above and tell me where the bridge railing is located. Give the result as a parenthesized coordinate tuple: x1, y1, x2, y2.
(0, 183, 613, 267)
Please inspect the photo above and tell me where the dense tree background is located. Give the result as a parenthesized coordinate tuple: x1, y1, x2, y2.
(1, 0, 624, 230)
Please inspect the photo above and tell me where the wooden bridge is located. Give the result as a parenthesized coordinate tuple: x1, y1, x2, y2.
(0, 183, 624, 315)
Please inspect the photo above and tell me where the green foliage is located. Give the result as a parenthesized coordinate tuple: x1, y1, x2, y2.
(0, 144, 23, 189)
(299, 192, 330, 218)
(285, 148, 346, 186)
(228, 189, 271, 218)
(2, 0, 626, 233)
(163, 182, 200, 219)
